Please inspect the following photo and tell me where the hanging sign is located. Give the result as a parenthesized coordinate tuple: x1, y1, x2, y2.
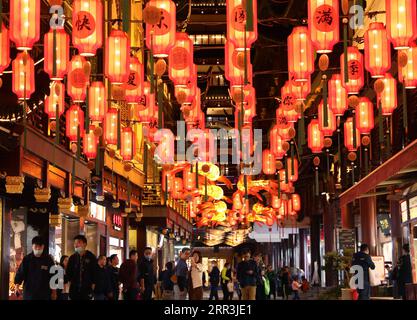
(73, 11, 96, 39)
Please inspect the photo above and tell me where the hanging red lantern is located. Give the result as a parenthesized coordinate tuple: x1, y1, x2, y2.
(270, 125, 286, 159)
(162, 171, 174, 192)
(278, 199, 288, 217)
(12, 52, 35, 100)
(364, 22, 391, 78)
(65, 105, 84, 141)
(287, 26, 314, 82)
(355, 97, 374, 134)
(318, 101, 336, 136)
(386, 0, 417, 50)
(280, 81, 296, 111)
(175, 82, 196, 105)
(271, 194, 281, 209)
(105, 29, 130, 84)
(328, 73, 348, 116)
(398, 44, 417, 89)
(278, 170, 292, 192)
(83, 125, 98, 159)
(308, 119, 324, 153)
(291, 193, 301, 212)
(45, 81, 65, 119)
(225, 39, 253, 86)
(262, 149, 276, 175)
(120, 127, 135, 161)
(183, 168, 196, 191)
(226, 0, 258, 50)
(88, 81, 106, 122)
(169, 32, 194, 86)
(44, 28, 69, 80)
(104, 108, 118, 145)
(278, 104, 300, 123)
(287, 157, 299, 182)
(138, 82, 157, 124)
(0, 23, 10, 75)
(10, 0, 40, 50)
(308, 0, 339, 53)
(145, 0, 176, 58)
(154, 129, 175, 164)
(72, 0, 103, 56)
(232, 192, 243, 210)
(379, 73, 398, 115)
(289, 75, 311, 101)
(124, 56, 144, 104)
(341, 46, 364, 94)
(171, 177, 183, 199)
(67, 55, 88, 103)
(344, 117, 360, 151)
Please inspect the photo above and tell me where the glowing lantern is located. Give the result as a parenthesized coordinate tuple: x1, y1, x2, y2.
(398, 44, 417, 89)
(120, 127, 135, 161)
(271, 194, 281, 209)
(65, 105, 84, 141)
(88, 82, 106, 121)
(308, 119, 324, 153)
(104, 108, 118, 145)
(162, 171, 173, 192)
(289, 76, 311, 101)
(83, 126, 98, 159)
(125, 56, 144, 104)
(287, 158, 299, 182)
(270, 125, 286, 159)
(225, 40, 253, 86)
(10, 0, 40, 50)
(172, 177, 183, 199)
(379, 74, 398, 115)
(341, 46, 364, 94)
(233, 192, 243, 210)
(355, 97, 374, 134)
(279, 199, 287, 217)
(0, 24, 10, 75)
(184, 168, 196, 191)
(169, 33, 194, 86)
(278, 105, 300, 123)
(328, 74, 348, 116)
(105, 29, 130, 84)
(154, 130, 175, 164)
(12, 52, 35, 100)
(344, 117, 360, 151)
(318, 101, 336, 136)
(280, 81, 296, 111)
(386, 0, 417, 50)
(72, 0, 103, 56)
(175, 83, 196, 105)
(230, 85, 256, 108)
(138, 83, 157, 124)
(44, 29, 69, 80)
(45, 81, 65, 119)
(226, 0, 258, 50)
(364, 22, 391, 78)
(291, 193, 301, 211)
(287, 26, 314, 82)
(67, 55, 88, 103)
(278, 170, 291, 192)
(262, 149, 276, 175)
(308, 0, 339, 53)
(145, 0, 176, 58)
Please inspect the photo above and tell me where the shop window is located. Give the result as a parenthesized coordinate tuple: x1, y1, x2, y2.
(90, 202, 106, 222)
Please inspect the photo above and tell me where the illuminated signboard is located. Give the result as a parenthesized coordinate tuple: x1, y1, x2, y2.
(112, 213, 122, 231)
(400, 200, 409, 223)
(409, 196, 417, 220)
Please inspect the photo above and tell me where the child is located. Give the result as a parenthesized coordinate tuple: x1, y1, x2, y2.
(291, 276, 301, 300)
(301, 276, 310, 294)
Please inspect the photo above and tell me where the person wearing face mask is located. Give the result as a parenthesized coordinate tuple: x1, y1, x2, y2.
(352, 243, 375, 300)
(138, 247, 156, 300)
(92, 255, 112, 300)
(208, 260, 220, 300)
(66, 234, 97, 300)
(14, 236, 56, 300)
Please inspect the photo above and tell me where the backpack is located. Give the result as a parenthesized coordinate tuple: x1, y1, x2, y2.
(263, 276, 270, 296)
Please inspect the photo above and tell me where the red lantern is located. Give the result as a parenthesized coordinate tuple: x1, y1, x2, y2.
(225, 39, 253, 86)
(65, 105, 84, 142)
(270, 125, 286, 159)
(153, 129, 175, 164)
(318, 101, 336, 136)
(105, 29, 130, 84)
(279, 199, 288, 217)
(67, 55, 88, 103)
(355, 97, 374, 134)
(44, 28, 69, 80)
(12, 52, 35, 100)
(289, 76, 311, 101)
(308, 119, 324, 153)
(72, 0, 103, 56)
(171, 177, 183, 199)
(364, 22, 391, 78)
(184, 168, 196, 191)
(328, 73, 348, 116)
(45, 81, 65, 119)
(278, 170, 292, 192)
(344, 117, 360, 151)
(83, 125, 98, 159)
(233, 192, 243, 210)
(271, 194, 281, 209)
(386, 0, 417, 50)
(124, 56, 144, 104)
(175, 82, 196, 105)
(279, 105, 300, 123)
(341, 46, 364, 94)
(138, 82, 157, 124)
(287, 26, 314, 82)
(88, 81, 106, 122)
(145, 0, 176, 58)
(169, 33, 194, 86)
(104, 108, 118, 145)
(0, 23, 10, 75)
(379, 73, 398, 115)
(120, 127, 135, 161)
(308, 0, 339, 53)
(287, 157, 299, 182)
(10, 0, 40, 50)
(398, 44, 417, 89)
(291, 193, 301, 211)
(162, 171, 173, 192)
(262, 149, 276, 175)
(226, 0, 258, 50)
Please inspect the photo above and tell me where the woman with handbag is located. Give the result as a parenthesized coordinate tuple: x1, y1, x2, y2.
(221, 263, 232, 300)
(189, 251, 204, 300)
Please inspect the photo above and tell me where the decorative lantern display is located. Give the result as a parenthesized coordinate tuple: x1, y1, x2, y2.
(277, 121, 295, 141)
(289, 76, 311, 101)
(162, 171, 173, 192)
(341, 46, 364, 94)
(105, 29, 130, 84)
(169, 33, 194, 86)
(83, 125, 98, 159)
(318, 101, 336, 136)
(0, 24, 10, 75)
(379, 74, 398, 115)
(355, 97, 374, 134)
(344, 117, 360, 151)
(278, 170, 292, 192)
(287, 26, 314, 82)
(138, 83, 157, 124)
(386, 0, 417, 50)
(183, 168, 196, 191)
(271, 194, 281, 209)
(225, 39, 253, 86)
(45, 81, 65, 119)
(270, 125, 286, 159)
(226, 0, 258, 50)
(398, 44, 417, 89)
(278, 199, 287, 217)
(171, 177, 183, 199)
(287, 157, 299, 182)
(65, 105, 84, 141)
(72, 0, 103, 56)
(10, 0, 40, 50)
(175, 82, 196, 105)
(88, 82, 106, 122)
(308, 0, 339, 53)
(308, 119, 324, 153)
(12, 52, 35, 100)
(328, 73, 348, 116)
(104, 108, 118, 145)
(120, 127, 135, 161)
(262, 149, 276, 175)
(145, 0, 176, 57)
(364, 22, 391, 78)
(154, 129, 175, 164)
(277, 105, 299, 124)
(235, 102, 256, 126)
(233, 192, 243, 210)
(67, 55, 88, 102)
(230, 84, 256, 109)
(124, 56, 144, 104)
(291, 193, 301, 212)
(44, 28, 69, 80)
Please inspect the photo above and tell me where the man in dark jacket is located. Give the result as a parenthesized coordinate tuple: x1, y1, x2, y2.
(107, 254, 120, 300)
(398, 244, 413, 300)
(175, 247, 191, 300)
(66, 234, 97, 300)
(236, 248, 258, 300)
(208, 260, 220, 300)
(93, 255, 112, 300)
(138, 247, 156, 300)
(254, 253, 266, 300)
(119, 250, 139, 300)
(14, 236, 56, 300)
(352, 243, 375, 300)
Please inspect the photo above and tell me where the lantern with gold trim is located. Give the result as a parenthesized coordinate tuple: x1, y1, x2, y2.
(328, 73, 348, 116)
(0, 23, 10, 75)
(124, 56, 144, 104)
(12, 52, 35, 100)
(379, 73, 398, 115)
(65, 105, 84, 142)
(386, 0, 417, 50)
(67, 55, 88, 103)
(308, 119, 324, 153)
(104, 108, 118, 145)
(344, 117, 360, 151)
(120, 127, 135, 161)
(169, 32, 194, 86)
(226, 0, 258, 50)
(341, 46, 364, 94)
(83, 125, 98, 159)
(398, 44, 417, 89)
(287, 26, 314, 82)
(10, 0, 40, 50)
(44, 28, 69, 80)
(355, 97, 374, 135)
(364, 22, 391, 78)
(105, 29, 130, 84)
(45, 81, 65, 119)
(88, 81, 106, 122)
(262, 149, 276, 175)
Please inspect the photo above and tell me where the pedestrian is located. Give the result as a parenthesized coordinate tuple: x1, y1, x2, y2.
(397, 244, 413, 300)
(175, 247, 191, 300)
(208, 260, 220, 300)
(93, 255, 112, 300)
(351, 243, 375, 300)
(266, 265, 277, 300)
(189, 250, 204, 300)
(301, 276, 310, 295)
(138, 247, 156, 300)
(221, 262, 232, 300)
(291, 276, 301, 300)
(236, 248, 258, 300)
(66, 234, 97, 300)
(254, 253, 266, 300)
(107, 254, 120, 300)
(14, 236, 56, 300)
(280, 266, 291, 300)
(160, 261, 175, 300)
(119, 250, 140, 300)
(57, 255, 69, 300)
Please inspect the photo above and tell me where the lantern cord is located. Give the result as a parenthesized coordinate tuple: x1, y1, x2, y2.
(297, 103, 306, 155)
(52, 29, 57, 78)
(164, 174, 168, 203)
(204, 176, 208, 202)
(315, 167, 319, 197)
(378, 100, 384, 162)
(290, 142, 295, 176)
(364, 147, 368, 175)
(127, 175, 131, 208)
(71, 156, 75, 196)
(322, 76, 328, 127)
(284, 156, 289, 184)
(143, 142, 148, 183)
(343, 22, 349, 84)
(121, 0, 130, 33)
(195, 161, 199, 189)
(351, 162, 355, 185)
(352, 112, 357, 149)
(76, 125, 81, 160)
(85, 85, 90, 133)
(337, 117, 341, 165)
(149, 37, 155, 94)
(117, 108, 121, 149)
(402, 83, 408, 142)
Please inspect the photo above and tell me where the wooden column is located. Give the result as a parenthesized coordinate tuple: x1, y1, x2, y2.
(390, 200, 403, 264)
(310, 214, 322, 277)
(359, 195, 377, 255)
(299, 228, 305, 275)
(323, 199, 336, 286)
(342, 202, 354, 229)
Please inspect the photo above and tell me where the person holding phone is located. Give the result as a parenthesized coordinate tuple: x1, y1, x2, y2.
(189, 250, 204, 300)
(236, 248, 258, 300)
